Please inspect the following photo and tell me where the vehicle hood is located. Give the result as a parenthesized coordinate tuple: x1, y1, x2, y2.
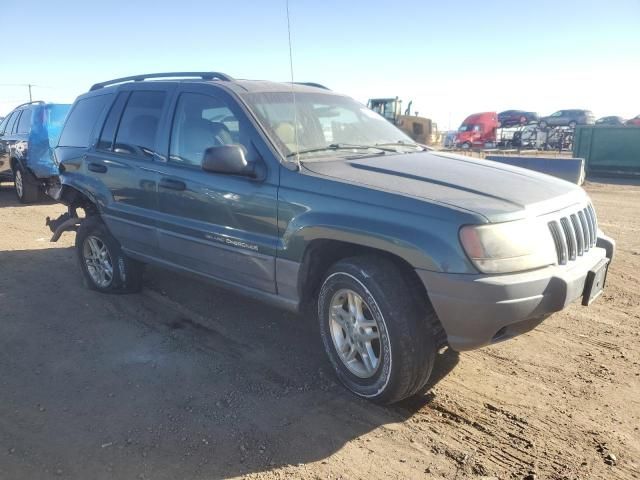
(301, 151, 587, 222)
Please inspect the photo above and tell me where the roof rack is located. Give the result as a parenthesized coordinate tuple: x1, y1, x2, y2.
(13, 100, 45, 109)
(90, 72, 233, 91)
(294, 82, 330, 90)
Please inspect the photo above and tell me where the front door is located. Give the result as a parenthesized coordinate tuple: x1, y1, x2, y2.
(152, 86, 279, 293)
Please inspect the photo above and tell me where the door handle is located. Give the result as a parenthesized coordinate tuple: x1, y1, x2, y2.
(159, 178, 186, 191)
(88, 162, 107, 173)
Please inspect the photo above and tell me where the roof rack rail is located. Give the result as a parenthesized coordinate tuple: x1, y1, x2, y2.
(294, 82, 330, 90)
(13, 100, 45, 109)
(90, 72, 233, 91)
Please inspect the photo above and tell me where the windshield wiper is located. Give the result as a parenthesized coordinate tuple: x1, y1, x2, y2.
(286, 143, 397, 158)
(374, 142, 426, 151)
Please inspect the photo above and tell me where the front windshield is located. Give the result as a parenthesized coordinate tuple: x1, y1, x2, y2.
(242, 92, 417, 160)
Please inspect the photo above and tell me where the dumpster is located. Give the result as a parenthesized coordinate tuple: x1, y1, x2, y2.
(574, 126, 640, 177)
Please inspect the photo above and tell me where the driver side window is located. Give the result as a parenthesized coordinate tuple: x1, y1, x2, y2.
(169, 92, 243, 167)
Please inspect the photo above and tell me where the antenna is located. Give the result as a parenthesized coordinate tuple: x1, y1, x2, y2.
(286, 0, 301, 169)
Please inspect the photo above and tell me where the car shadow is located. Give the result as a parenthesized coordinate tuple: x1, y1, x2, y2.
(0, 182, 55, 207)
(0, 246, 459, 479)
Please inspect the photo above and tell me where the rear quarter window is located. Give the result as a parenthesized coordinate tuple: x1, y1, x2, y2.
(4, 111, 19, 134)
(58, 95, 112, 148)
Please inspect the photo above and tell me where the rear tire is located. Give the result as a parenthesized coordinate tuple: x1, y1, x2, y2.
(75, 216, 144, 294)
(13, 164, 40, 204)
(317, 256, 438, 404)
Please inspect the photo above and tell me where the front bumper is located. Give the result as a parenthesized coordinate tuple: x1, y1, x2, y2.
(417, 234, 615, 351)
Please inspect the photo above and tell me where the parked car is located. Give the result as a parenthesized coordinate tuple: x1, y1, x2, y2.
(0, 101, 71, 202)
(625, 115, 640, 126)
(595, 116, 626, 126)
(455, 112, 499, 149)
(538, 109, 595, 129)
(497, 110, 539, 128)
(48, 72, 615, 404)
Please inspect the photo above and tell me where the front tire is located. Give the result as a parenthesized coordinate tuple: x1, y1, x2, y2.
(318, 256, 438, 404)
(75, 216, 144, 293)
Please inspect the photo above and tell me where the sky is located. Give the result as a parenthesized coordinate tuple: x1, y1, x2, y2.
(1, 0, 638, 130)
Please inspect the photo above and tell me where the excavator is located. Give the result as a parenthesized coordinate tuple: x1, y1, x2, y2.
(367, 97, 437, 145)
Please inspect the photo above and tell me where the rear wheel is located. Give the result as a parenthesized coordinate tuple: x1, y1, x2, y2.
(75, 216, 144, 293)
(13, 164, 40, 203)
(318, 256, 438, 404)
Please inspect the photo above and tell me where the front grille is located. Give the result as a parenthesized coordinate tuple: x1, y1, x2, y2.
(548, 204, 598, 265)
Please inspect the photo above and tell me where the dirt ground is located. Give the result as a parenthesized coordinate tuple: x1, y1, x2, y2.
(0, 179, 638, 480)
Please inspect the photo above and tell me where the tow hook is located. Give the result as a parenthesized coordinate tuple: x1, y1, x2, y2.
(46, 213, 84, 242)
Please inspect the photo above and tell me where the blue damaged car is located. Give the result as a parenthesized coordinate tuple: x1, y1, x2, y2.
(0, 101, 70, 203)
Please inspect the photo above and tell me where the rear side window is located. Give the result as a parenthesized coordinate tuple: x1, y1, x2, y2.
(58, 95, 111, 148)
(17, 109, 33, 134)
(97, 92, 129, 151)
(113, 91, 166, 159)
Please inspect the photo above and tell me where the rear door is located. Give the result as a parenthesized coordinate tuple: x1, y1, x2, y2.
(151, 84, 279, 293)
(84, 84, 173, 257)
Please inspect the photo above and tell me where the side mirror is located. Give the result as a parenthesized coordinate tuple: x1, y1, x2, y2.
(202, 145, 254, 177)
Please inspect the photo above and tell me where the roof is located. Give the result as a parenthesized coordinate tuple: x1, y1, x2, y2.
(88, 72, 333, 95)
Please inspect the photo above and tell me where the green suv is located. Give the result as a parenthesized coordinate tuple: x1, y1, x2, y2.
(49, 72, 615, 404)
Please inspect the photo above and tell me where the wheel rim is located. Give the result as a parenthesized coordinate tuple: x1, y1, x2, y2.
(83, 236, 114, 288)
(15, 170, 23, 198)
(329, 289, 382, 378)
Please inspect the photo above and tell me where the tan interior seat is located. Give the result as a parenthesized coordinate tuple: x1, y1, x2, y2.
(274, 122, 298, 152)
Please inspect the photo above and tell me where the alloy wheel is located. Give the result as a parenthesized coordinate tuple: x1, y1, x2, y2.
(83, 236, 114, 288)
(329, 288, 383, 378)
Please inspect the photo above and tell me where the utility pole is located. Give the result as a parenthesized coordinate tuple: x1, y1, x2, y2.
(28, 84, 32, 102)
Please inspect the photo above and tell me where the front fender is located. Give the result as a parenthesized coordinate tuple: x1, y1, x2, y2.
(280, 211, 476, 274)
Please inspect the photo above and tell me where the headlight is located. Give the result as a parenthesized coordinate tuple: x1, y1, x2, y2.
(459, 219, 557, 274)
